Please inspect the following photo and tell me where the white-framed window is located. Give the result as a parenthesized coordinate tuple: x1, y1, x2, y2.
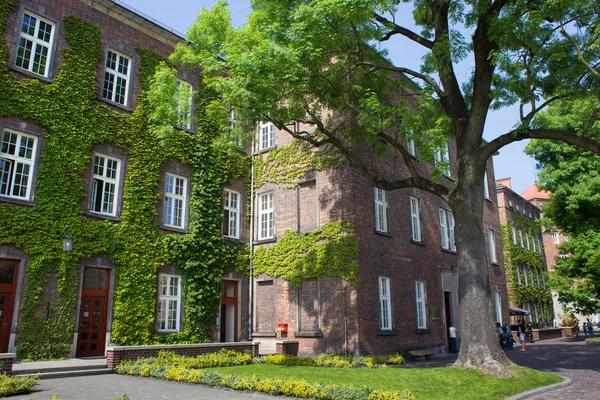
(163, 173, 187, 229)
(407, 138, 416, 157)
(536, 237, 541, 253)
(258, 192, 275, 240)
(508, 199, 513, 208)
(102, 49, 131, 106)
(89, 154, 120, 216)
(378, 277, 392, 331)
(536, 270, 541, 288)
(523, 266, 529, 286)
(15, 11, 55, 77)
(522, 207, 526, 215)
(415, 280, 427, 329)
(494, 290, 502, 324)
(552, 231, 560, 244)
(374, 188, 387, 233)
(533, 303, 539, 322)
(434, 141, 451, 177)
(516, 204, 520, 212)
(175, 79, 193, 129)
(0, 129, 37, 200)
(259, 122, 275, 150)
(439, 208, 455, 251)
(511, 225, 517, 245)
(410, 196, 421, 242)
(156, 274, 181, 332)
(223, 189, 240, 239)
(525, 232, 530, 250)
(518, 228, 524, 247)
(532, 234, 536, 252)
(516, 265, 522, 285)
(488, 228, 497, 263)
(483, 169, 490, 200)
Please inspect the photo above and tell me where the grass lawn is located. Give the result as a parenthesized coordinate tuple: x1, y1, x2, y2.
(210, 364, 562, 400)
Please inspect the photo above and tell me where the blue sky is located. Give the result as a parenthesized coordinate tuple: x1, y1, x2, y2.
(122, 0, 537, 195)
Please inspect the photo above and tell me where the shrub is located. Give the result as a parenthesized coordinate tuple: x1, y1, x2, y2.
(0, 374, 38, 396)
(255, 352, 405, 368)
(585, 337, 600, 344)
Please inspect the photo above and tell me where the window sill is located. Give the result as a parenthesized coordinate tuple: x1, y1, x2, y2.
(411, 240, 425, 246)
(255, 237, 277, 245)
(441, 248, 457, 255)
(491, 262, 500, 266)
(378, 330, 397, 336)
(252, 332, 277, 337)
(484, 197, 493, 204)
(160, 224, 190, 234)
(10, 65, 53, 83)
(256, 145, 277, 155)
(84, 210, 122, 222)
(175, 125, 195, 135)
(0, 196, 36, 207)
(295, 330, 323, 338)
(416, 329, 431, 334)
(98, 97, 133, 112)
(442, 174, 454, 181)
(374, 230, 392, 238)
(224, 236, 244, 243)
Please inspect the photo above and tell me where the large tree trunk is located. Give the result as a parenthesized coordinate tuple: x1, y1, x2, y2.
(450, 162, 513, 376)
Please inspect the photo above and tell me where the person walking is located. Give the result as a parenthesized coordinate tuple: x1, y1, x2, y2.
(527, 321, 535, 343)
(497, 322, 506, 349)
(587, 318, 594, 336)
(449, 323, 458, 354)
(517, 320, 527, 351)
(503, 321, 514, 349)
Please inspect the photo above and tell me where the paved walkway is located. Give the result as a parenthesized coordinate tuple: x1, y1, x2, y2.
(11, 373, 274, 400)
(506, 335, 600, 399)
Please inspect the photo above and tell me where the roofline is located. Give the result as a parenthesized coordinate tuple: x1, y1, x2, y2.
(496, 184, 542, 213)
(108, 0, 186, 39)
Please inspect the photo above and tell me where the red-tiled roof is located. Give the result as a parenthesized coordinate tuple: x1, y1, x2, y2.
(521, 184, 550, 201)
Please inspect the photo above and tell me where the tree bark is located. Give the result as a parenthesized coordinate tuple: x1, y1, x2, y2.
(450, 158, 513, 376)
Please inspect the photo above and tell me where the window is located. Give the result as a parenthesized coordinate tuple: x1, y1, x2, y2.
(15, 12, 55, 77)
(259, 122, 275, 150)
(410, 196, 422, 242)
(258, 192, 275, 239)
(175, 79, 193, 129)
(518, 228, 524, 247)
(102, 50, 131, 106)
(516, 204, 520, 212)
(163, 173, 187, 229)
(523, 266, 529, 286)
(552, 232, 560, 244)
(508, 199, 513, 208)
(407, 138, 416, 156)
(439, 208, 455, 251)
(483, 169, 490, 200)
(511, 225, 517, 245)
(223, 189, 240, 239)
(532, 234, 536, 252)
(434, 141, 451, 177)
(89, 154, 120, 216)
(488, 228, 497, 263)
(516, 265, 521, 285)
(156, 274, 181, 332)
(525, 232, 530, 250)
(379, 277, 392, 331)
(0, 129, 37, 200)
(494, 290, 502, 324)
(374, 188, 387, 232)
(415, 281, 427, 329)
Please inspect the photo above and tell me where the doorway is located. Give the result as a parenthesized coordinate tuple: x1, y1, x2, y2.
(219, 280, 238, 342)
(0, 259, 19, 353)
(76, 267, 110, 357)
(444, 291, 453, 350)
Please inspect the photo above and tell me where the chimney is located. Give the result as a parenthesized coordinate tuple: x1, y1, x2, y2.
(496, 177, 512, 189)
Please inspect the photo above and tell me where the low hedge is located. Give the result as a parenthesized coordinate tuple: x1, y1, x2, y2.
(256, 353, 405, 368)
(115, 351, 414, 400)
(585, 337, 600, 344)
(0, 374, 38, 396)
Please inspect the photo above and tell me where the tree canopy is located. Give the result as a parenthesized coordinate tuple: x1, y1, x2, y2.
(526, 98, 600, 315)
(155, 0, 600, 375)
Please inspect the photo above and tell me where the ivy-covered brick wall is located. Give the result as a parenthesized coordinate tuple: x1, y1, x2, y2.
(0, 0, 246, 360)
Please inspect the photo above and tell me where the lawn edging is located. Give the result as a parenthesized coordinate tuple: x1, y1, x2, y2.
(506, 374, 570, 400)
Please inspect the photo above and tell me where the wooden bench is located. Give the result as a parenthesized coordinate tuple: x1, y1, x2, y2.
(409, 348, 438, 361)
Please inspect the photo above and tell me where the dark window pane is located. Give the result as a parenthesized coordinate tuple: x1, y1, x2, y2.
(0, 260, 17, 284)
(83, 267, 107, 290)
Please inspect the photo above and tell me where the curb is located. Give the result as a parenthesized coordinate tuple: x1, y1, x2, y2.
(506, 375, 571, 400)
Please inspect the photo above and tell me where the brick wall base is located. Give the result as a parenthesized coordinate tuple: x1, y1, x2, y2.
(276, 341, 299, 356)
(106, 342, 259, 369)
(0, 353, 15, 373)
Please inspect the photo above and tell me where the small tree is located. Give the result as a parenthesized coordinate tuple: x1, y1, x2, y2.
(157, 0, 600, 375)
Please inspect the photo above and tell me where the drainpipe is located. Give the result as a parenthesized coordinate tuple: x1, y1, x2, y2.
(248, 136, 255, 341)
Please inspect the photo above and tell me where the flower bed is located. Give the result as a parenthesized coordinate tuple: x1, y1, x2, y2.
(255, 353, 405, 368)
(115, 350, 414, 400)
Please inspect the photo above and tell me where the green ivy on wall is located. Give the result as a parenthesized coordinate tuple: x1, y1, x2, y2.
(252, 221, 358, 287)
(0, 0, 245, 359)
(501, 216, 554, 324)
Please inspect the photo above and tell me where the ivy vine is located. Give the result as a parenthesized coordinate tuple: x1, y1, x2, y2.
(252, 221, 358, 288)
(0, 1, 245, 359)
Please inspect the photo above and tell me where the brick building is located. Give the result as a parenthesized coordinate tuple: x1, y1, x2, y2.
(251, 122, 510, 355)
(0, 0, 248, 358)
(495, 178, 554, 325)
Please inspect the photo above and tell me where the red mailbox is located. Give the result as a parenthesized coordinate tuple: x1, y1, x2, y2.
(277, 323, 288, 333)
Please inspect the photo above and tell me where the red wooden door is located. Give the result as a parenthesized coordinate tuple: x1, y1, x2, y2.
(76, 267, 110, 357)
(0, 259, 18, 353)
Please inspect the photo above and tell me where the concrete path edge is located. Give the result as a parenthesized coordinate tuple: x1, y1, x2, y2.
(506, 375, 572, 400)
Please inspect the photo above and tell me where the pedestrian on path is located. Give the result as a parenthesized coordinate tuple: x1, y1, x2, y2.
(449, 323, 458, 354)
(527, 322, 535, 343)
(503, 321, 514, 349)
(517, 320, 527, 351)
